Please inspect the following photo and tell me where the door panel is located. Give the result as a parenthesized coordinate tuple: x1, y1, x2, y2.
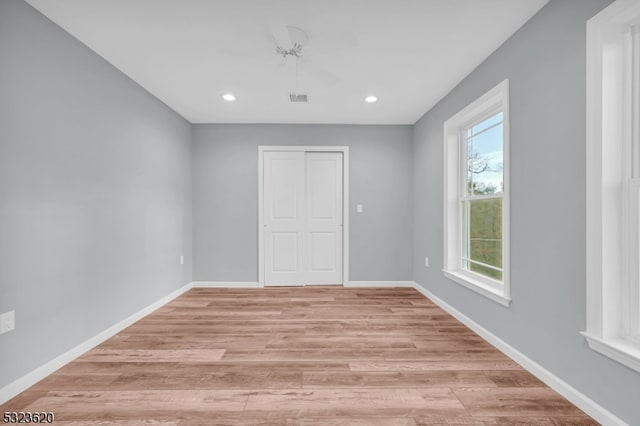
(305, 153, 343, 284)
(264, 151, 305, 285)
(271, 158, 299, 219)
(308, 158, 337, 219)
(310, 232, 337, 271)
(271, 233, 298, 272)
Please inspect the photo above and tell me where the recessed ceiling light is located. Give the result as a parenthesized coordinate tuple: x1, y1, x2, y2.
(365, 95, 378, 103)
(222, 93, 236, 102)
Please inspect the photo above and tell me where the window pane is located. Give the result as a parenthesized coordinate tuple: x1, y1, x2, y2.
(468, 198, 502, 281)
(466, 113, 504, 195)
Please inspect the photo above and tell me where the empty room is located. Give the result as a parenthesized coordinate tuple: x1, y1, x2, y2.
(1, 0, 640, 424)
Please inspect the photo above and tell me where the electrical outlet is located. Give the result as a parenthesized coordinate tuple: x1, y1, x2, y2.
(180, 255, 184, 265)
(425, 257, 430, 267)
(356, 204, 363, 213)
(0, 311, 15, 335)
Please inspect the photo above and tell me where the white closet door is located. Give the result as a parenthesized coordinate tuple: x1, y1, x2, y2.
(263, 150, 343, 286)
(305, 152, 343, 284)
(264, 151, 306, 286)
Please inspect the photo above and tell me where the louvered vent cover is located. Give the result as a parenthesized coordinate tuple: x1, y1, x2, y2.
(289, 94, 308, 103)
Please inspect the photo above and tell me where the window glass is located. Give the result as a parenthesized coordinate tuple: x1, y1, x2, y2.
(467, 198, 502, 280)
(462, 111, 504, 282)
(466, 112, 504, 196)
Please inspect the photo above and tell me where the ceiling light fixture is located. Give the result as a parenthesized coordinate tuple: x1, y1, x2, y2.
(365, 95, 378, 103)
(222, 93, 236, 102)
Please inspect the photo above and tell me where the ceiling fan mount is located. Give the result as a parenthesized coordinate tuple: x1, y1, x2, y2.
(273, 26, 308, 59)
(275, 43, 303, 59)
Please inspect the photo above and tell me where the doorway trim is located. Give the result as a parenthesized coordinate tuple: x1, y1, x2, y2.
(258, 146, 350, 286)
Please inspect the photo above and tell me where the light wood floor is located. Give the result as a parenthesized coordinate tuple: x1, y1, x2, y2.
(2, 287, 596, 425)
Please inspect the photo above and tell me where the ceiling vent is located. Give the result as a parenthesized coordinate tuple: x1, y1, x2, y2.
(289, 93, 308, 103)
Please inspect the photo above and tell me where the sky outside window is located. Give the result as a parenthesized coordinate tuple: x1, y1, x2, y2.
(466, 112, 504, 195)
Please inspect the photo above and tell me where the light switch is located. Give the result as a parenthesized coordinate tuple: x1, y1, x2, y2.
(356, 204, 363, 213)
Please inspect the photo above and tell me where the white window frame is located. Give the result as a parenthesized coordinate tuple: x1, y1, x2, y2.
(583, 0, 640, 373)
(443, 79, 511, 307)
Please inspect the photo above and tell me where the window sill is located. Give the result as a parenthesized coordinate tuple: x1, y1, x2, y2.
(443, 269, 511, 307)
(581, 332, 640, 374)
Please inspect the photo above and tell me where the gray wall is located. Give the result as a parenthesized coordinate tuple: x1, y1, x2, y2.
(412, 0, 640, 423)
(193, 124, 413, 282)
(0, 0, 192, 388)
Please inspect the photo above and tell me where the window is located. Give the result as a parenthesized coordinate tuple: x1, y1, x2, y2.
(443, 79, 510, 307)
(462, 112, 505, 282)
(583, 0, 640, 373)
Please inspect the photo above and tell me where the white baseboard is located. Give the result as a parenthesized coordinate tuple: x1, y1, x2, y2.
(193, 281, 414, 288)
(191, 281, 262, 288)
(0, 282, 193, 405)
(411, 281, 627, 426)
(345, 281, 416, 287)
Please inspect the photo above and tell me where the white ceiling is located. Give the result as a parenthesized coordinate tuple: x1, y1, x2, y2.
(25, 0, 549, 124)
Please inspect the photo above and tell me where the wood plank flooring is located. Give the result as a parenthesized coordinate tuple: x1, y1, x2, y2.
(1, 287, 597, 425)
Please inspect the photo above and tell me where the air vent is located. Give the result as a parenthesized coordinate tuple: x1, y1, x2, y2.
(289, 94, 308, 103)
